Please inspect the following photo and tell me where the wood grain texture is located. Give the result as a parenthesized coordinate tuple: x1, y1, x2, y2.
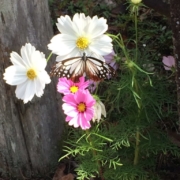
(170, 0, 180, 131)
(0, 0, 64, 178)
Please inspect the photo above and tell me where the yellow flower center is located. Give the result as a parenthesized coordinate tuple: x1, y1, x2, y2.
(70, 85, 79, 93)
(76, 37, 89, 50)
(27, 69, 37, 80)
(77, 102, 86, 113)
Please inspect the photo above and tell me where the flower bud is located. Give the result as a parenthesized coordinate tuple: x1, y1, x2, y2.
(131, 0, 142, 4)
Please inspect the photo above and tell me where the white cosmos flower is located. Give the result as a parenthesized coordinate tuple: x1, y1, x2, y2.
(48, 13, 113, 61)
(3, 43, 51, 103)
(92, 97, 106, 123)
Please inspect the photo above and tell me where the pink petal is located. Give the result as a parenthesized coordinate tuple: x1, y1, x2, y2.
(68, 116, 80, 128)
(85, 94, 96, 106)
(76, 76, 89, 89)
(162, 56, 175, 70)
(85, 108, 94, 120)
(74, 89, 85, 103)
(63, 93, 76, 103)
(57, 77, 74, 94)
(66, 116, 72, 122)
(62, 89, 95, 130)
(62, 103, 78, 116)
(79, 113, 91, 130)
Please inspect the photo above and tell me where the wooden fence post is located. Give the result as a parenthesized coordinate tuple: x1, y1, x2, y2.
(170, 0, 180, 131)
(0, 0, 64, 178)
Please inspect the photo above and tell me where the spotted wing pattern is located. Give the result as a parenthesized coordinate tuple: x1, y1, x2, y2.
(50, 53, 115, 82)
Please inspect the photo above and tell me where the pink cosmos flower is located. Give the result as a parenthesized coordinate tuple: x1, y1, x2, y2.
(62, 90, 95, 130)
(162, 56, 175, 71)
(57, 76, 89, 95)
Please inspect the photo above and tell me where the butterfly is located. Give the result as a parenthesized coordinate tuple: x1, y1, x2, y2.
(50, 53, 115, 82)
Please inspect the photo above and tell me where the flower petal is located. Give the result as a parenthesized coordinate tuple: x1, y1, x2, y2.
(79, 113, 91, 130)
(10, 52, 26, 68)
(68, 116, 79, 128)
(21, 43, 36, 67)
(56, 15, 77, 36)
(162, 56, 175, 70)
(15, 80, 35, 103)
(89, 35, 113, 56)
(85, 16, 108, 38)
(4, 43, 50, 103)
(48, 34, 76, 56)
(3, 66, 27, 85)
(48, 13, 113, 58)
(61, 89, 95, 130)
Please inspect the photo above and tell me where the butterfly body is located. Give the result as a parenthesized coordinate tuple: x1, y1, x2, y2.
(51, 53, 115, 82)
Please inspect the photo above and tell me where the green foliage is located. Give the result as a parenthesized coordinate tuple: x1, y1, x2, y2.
(66, 0, 113, 17)
(53, 1, 179, 179)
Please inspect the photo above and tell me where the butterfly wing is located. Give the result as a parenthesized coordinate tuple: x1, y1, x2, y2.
(85, 56, 115, 81)
(51, 54, 115, 82)
(50, 56, 85, 82)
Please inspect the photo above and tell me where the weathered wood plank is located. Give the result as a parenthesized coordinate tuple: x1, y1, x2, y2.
(170, 0, 180, 131)
(0, 0, 64, 178)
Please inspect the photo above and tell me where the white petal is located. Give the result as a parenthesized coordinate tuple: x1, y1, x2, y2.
(86, 52, 105, 62)
(96, 104, 102, 120)
(55, 49, 81, 62)
(10, 52, 26, 68)
(92, 100, 106, 122)
(56, 15, 77, 36)
(31, 50, 47, 70)
(89, 35, 113, 56)
(68, 117, 79, 128)
(34, 71, 51, 97)
(34, 78, 44, 97)
(99, 101, 106, 117)
(48, 34, 76, 56)
(15, 80, 35, 103)
(3, 66, 27, 85)
(37, 71, 51, 85)
(85, 16, 108, 38)
(21, 43, 36, 67)
(72, 13, 88, 35)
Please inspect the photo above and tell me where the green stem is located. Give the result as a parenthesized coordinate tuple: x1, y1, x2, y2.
(134, 9, 138, 63)
(86, 130, 104, 180)
(46, 52, 52, 62)
(133, 6, 141, 166)
(108, 34, 130, 61)
(134, 128, 140, 165)
(133, 77, 141, 166)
